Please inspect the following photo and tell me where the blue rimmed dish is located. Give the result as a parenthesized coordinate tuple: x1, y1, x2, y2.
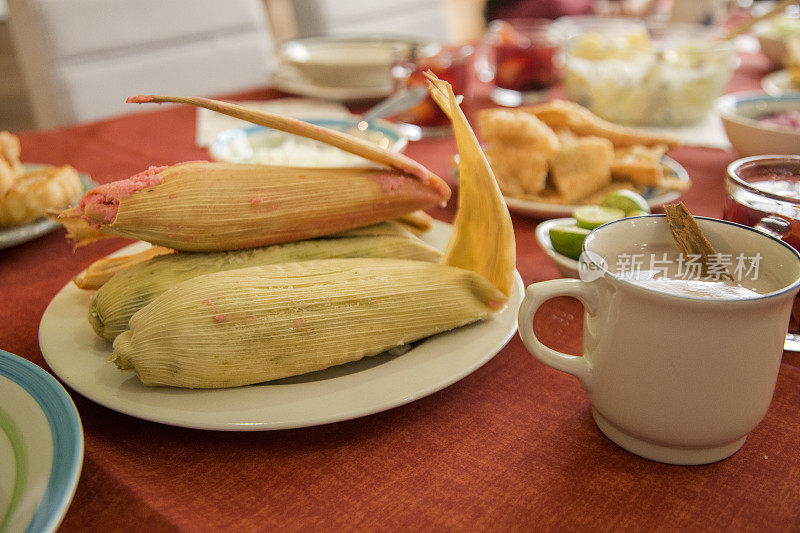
(0, 350, 83, 533)
(210, 118, 407, 167)
(717, 92, 800, 156)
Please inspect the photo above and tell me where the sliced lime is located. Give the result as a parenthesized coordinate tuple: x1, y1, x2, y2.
(601, 190, 651, 215)
(573, 205, 625, 230)
(626, 209, 649, 217)
(549, 225, 592, 260)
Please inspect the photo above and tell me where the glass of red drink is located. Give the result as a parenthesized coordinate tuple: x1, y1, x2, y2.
(723, 155, 800, 351)
(479, 19, 561, 107)
(390, 43, 473, 140)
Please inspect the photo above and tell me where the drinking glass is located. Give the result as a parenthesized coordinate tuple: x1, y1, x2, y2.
(478, 19, 561, 107)
(390, 43, 473, 140)
(723, 155, 800, 351)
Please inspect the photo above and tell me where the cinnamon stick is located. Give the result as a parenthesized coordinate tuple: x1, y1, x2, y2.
(663, 202, 732, 280)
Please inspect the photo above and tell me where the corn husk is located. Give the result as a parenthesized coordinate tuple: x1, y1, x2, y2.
(110, 75, 516, 388)
(111, 258, 500, 387)
(425, 73, 516, 299)
(92, 221, 440, 341)
(74, 246, 173, 290)
(59, 162, 449, 251)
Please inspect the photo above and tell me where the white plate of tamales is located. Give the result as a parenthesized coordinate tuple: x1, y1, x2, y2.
(38, 221, 523, 431)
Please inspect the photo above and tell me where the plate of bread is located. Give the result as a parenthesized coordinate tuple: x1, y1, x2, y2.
(0, 132, 94, 249)
(477, 100, 691, 219)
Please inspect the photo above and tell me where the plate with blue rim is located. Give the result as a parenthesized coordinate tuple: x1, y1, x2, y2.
(0, 349, 83, 533)
(209, 118, 407, 166)
(0, 165, 96, 250)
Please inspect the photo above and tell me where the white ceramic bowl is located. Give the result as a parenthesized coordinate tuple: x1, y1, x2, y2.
(279, 36, 415, 89)
(753, 15, 800, 67)
(535, 218, 580, 278)
(210, 117, 407, 167)
(716, 92, 800, 157)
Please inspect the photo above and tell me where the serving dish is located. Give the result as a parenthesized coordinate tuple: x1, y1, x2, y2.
(535, 217, 580, 278)
(716, 92, 800, 156)
(279, 36, 414, 90)
(210, 119, 407, 166)
(503, 156, 689, 219)
(270, 65, 393, 101)
(562, 22, 734, 126)
(753, 15, 800, 66)
(762, 69, 800, 97)
(0, 349, 83, 533)
(39, 220, 523, 431)
(0, 165, 95, 249)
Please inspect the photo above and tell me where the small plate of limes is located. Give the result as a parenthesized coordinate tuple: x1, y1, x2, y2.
(536, 190, 651, 278)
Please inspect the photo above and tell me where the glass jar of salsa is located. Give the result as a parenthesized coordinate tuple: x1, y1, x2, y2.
(479, 19, 561, 107)
(390, 43, 473, 139)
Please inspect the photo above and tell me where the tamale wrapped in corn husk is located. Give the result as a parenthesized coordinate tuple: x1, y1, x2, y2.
(59, 162, 449, 251)
(91, 221, 441, 341)
(59, 96, 450, 251)
(110, 74, 516, 388)
(112, 258, 501, 388)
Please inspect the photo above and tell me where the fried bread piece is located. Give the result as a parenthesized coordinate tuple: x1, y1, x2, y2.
(611, 144, 668, 187)
(485, 144, 550, 195)
(478, 108, 559, 158)
(549, 135, 614, 203)
(0, 131, 23, 195)
(521, 100, 681, 149)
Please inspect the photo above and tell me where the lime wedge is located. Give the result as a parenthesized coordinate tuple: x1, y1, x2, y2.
(573, 206, 625, 230)
(627, 209, 649, 217)
(549, 225, 591, 260)
(601, 190, 651, 215)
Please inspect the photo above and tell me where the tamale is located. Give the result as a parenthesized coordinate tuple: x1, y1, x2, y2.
(110, 74, 516, 388)
(59, 162, 449, 251)
(112, 259, 500, 387)
(91, 221, 441, 341)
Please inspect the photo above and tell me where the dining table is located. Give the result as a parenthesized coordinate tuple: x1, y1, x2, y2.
(2, 49, 800, 532)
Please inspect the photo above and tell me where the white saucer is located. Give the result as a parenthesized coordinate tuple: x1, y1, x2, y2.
(271, 65, 393, 102)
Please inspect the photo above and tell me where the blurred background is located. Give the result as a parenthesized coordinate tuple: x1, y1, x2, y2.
(0, 0, 471, 131)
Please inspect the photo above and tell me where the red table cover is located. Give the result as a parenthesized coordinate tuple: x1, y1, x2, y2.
(2, 52, 799, 531)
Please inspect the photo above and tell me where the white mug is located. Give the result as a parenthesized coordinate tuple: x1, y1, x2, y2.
(518, 216, 800, 465)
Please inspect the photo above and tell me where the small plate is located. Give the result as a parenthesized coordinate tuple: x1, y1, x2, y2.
(535, 218, 580, 278)
(762, 69, 800, 97)
(271, 65, 392, 102)
(0, 349, 83, 533)
(210, 119, 407, 166)
(39, 221, 523, 431)
(0, 165, 96, 250)
(503, 156, 689, 219)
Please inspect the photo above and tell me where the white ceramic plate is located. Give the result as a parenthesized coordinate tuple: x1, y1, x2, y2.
(39, 221, 523, 431)
(210, 119, 407, 166)
(762, 69, 800, 97)
(503, 156, 689, 219)
(0, 350, 83, 533)
(271, 65, 392, 102)
(535, 218, 581, 278)
(0, 165, 96, 250)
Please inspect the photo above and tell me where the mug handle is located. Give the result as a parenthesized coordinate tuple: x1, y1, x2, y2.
(517, 279, 598, 388)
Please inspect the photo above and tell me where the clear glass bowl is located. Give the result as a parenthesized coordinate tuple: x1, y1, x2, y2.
(563, 22, 734, 126)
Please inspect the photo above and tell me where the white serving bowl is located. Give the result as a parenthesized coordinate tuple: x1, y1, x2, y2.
(210, 117, 407, 167)
(716, 92, 800, 157)
(279, 36, 415, 89)
(534, 218, 580, 278)
(752, 15, 800, 67)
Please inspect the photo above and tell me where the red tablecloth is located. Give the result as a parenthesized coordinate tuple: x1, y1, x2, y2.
(3, 53, 799, 531)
